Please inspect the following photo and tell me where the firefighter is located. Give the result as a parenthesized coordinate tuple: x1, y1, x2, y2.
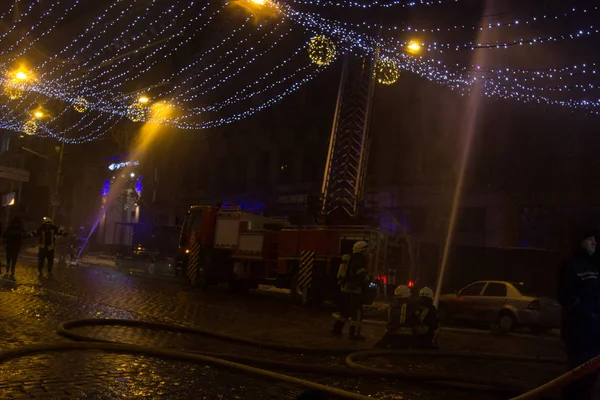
(558, 228, 600, 400)
(332, 240, 370, 340)
(374, 285, 417, 349)
(29, 217, 67, 277)
(414, 286, 439, 349)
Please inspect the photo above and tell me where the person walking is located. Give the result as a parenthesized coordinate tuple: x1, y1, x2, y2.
(28, 217, 67, 278)
(3, 218, 25, 279)
(557, 228, 600, 400)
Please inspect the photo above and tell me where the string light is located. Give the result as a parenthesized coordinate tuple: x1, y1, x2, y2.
(0, 0, 597, 144)
(308, 35, 337, 66)
(127, 103, 147, 122)
(278, 0, 456, 9)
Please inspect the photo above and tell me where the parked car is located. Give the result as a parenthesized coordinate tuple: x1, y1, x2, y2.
(438, 280, 561, 334)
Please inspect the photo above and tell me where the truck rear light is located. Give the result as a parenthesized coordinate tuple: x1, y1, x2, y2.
(408, 280, 416, 288)
(528, 300, 541, 310)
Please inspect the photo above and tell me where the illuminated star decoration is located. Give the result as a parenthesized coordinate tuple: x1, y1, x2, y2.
(374, 57, 400, 85)
(307, 35, 336, 66)
(23, 119, 38, 135)
(73, 97, 89, 113)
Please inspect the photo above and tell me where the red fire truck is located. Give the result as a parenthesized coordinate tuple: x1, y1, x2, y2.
(178, 204, 417, 301)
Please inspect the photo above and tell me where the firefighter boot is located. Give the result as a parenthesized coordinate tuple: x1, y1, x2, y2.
(332, 320, 344, 337)
(349, 325, 366, 341)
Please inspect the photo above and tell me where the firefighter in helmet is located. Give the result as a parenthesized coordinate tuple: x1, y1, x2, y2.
(374, 284, 419, 349)
(332, 240, 370, 340)
(414, 286, 439, 349)
(28, 217, 67, 277)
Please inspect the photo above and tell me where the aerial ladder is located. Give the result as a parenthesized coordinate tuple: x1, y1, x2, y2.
(321, 54, 377, 220)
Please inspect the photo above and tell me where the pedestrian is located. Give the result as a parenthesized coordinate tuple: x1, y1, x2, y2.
(557, 228, 600, 400)
(28, 217, 67, 278)
(414, 286, 439, 349)
(374, 285, 418, 349)
(331, 240, 370, 340)
(3, 218, 25, 279)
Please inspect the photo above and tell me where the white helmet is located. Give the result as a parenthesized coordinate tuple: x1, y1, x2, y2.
(419, 287, 434, 299)
(394, 285, 411, 298)
(352, 241, 368, 253)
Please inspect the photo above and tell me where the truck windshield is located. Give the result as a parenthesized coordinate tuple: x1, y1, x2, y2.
(180, 210, 204, 247)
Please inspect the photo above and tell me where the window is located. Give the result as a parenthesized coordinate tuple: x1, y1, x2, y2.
(0, 136, 9, 153)
(460, 282, 485, 296)
(234, 157, 247, 192)
(483, 283, 507, 297)
(278, 149, 294, 185)
(257, 152, 270, 189)
(456, 207, 486, 233)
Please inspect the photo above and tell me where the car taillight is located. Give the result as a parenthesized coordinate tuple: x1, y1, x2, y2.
(528, 300, 541, 310)
(408, 280, 415, 288)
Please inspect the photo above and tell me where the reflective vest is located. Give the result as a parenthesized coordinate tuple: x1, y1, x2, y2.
(388, 300, 419, 335)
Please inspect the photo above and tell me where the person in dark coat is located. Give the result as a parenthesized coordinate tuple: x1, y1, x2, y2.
(557, 228, 600, 400)
(4, 218, 25, 278)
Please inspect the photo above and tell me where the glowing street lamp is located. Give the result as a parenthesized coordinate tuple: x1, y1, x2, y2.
(33, 111, 44, 119)
(138, 95, 150, 104)
(406, 41, 422, 54)
(250, 0, 266, 4)
(15, 71, 28, 81)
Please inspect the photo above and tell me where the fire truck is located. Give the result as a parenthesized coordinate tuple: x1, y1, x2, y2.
(178, 204, 417, 302)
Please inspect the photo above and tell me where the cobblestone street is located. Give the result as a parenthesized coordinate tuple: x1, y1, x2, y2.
(0, 257, 569, 399)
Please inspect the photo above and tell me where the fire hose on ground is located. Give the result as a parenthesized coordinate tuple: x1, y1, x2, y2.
(0, 318, 594, 399)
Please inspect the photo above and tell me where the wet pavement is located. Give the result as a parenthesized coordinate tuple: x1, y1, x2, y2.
(0, 258, 570, 399)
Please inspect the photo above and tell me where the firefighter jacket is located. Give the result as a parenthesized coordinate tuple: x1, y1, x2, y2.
(387, 298, 420, 336)
(339, 252, 369, 294)
(414, 297, 439, 337)
(558, 247, 600, 344)
(29, 224, 67, 250)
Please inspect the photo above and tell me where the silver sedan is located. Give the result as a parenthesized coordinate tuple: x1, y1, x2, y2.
(438, 280, 561, 334)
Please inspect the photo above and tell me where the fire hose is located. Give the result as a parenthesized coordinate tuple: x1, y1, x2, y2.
(0, 318, 592, 399)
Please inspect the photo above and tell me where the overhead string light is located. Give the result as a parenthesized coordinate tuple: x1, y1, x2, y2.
(0, 0, 41, 48)
(180, 22, 293, 102)
(59, 0, 168, 86)
(158, 16, 253, 101)
(35, 0, 136, 78)
(277, 0, 457, 9)
(202, 45, 312, 112)
(74, 1, 201, 92)
(299, 5, 600, 34)
(3, 0, 83, 62)
(105, 1, 223, 92)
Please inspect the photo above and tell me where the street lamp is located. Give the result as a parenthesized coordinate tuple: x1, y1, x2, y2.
(33, 111, 44, 119)
(138, 95, 150, 104)
(15, 71, 28, 81)
(406, 41, 422, 54)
